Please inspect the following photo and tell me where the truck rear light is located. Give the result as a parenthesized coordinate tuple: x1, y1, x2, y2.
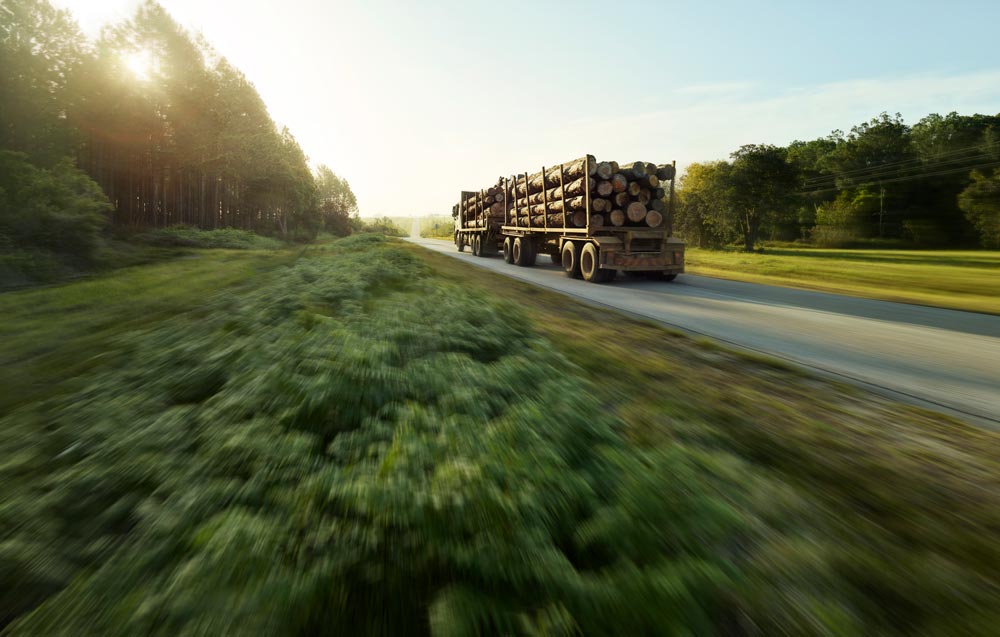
(673, 251, 682, 263)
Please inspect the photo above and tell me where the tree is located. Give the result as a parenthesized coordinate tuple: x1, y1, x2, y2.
(315, 165, 357, 236)
(826, 113, 913, 238)
(0, 0, 87, 164)
(674, 161, 735, 248)
(958, 169, 1000, 248)
(727, 144, 798, 252)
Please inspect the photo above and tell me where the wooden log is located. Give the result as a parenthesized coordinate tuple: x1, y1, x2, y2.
(627, 202, 647, 223)
(592, 197, 610, 213)
(611, 173, 629, 193)
(524, 195, 589, 216)
(627, 181, 642, 196)
(596, 179, 614, 197)
(645, 210, 664, 227)
(610, 160, 620, 172)
(516, 155, 597, 196)
(609, 209, 625, 226)
(619, 161, 647, 179)
(650, 198, 666, 213)
(638, 189, 651, 205)
(590, 213, 605, 228)
(645, 162, 657, 176)
(654, 187, 665, 199)
(526, 176, 596, 205)
(595, 161, 614, 180)
(613, 192, 630, 207)
(656, 164, 676, 181)
(572, 210, 587, 227)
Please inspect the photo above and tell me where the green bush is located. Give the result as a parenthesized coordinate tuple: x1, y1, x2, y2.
(134, 225, 284, 250)
(0, 151, 111, 285)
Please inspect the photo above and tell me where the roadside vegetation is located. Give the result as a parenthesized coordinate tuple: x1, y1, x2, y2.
(419, 214, 456, 239)
(2, 235, 996, 634)
(685, 246, 1000, 314)
(674, 112, 1000, 252)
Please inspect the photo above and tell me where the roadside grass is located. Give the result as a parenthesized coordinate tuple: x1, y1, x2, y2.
(2, 236, 996, 634)
(0, 248, 296, 414)
(409, 242, 1000, 634)
(685, 247, 1000, 314)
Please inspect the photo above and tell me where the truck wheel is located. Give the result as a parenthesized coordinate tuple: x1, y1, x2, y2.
(524, 239, 537, 266)
(457, 233, 465, 252)
(503, 237, 513, 263)
(513, 237, 532, 266)
(561, 241, 581, 278)
(580, 243, 615, 283)
(472, 234, 481, 256)
(479, 234, 492, 257)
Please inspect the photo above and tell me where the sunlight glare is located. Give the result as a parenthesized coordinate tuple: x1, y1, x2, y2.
(124, 50, 152, 80)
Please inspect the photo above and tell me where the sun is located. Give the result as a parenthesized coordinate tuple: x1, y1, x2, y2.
(124, 50, 152, 81)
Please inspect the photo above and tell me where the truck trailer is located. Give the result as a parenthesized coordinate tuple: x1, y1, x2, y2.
(452, 155, 684, 283)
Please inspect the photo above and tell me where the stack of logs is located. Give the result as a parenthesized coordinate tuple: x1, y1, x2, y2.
(453, 178, 507, 229)
(506, 155, 674, 229)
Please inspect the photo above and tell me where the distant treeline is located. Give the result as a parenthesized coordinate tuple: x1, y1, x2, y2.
(676, 112, 1000, 250)
(1, 0, 357, 280)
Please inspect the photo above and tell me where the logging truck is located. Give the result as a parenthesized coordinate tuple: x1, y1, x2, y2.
(452, 155, 684, 283)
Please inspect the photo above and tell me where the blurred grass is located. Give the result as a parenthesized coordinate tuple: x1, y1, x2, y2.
(410, 241, 1000, 633)
(685, 247, 1000, 314)
(0, 248, 295, 414)
(1, 236, 997, 634)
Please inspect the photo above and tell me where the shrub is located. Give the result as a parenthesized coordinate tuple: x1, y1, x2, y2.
(133, 225, 283, 250)
(0, 151, 110, 285)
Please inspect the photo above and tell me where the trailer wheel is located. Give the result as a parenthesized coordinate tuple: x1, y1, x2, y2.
(472, 234, 481, 256)
(561, 241, 582, 278)
(580, 243, 615, 283)
(456, 233, 465, 252)
(513, 237, 533, 266)
(524, 239, 537, 266)
(479, 234, 492, 257)
(503, 237, 514, 263)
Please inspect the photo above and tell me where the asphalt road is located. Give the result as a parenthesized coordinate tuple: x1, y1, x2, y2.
(407, 235, 1000, 428)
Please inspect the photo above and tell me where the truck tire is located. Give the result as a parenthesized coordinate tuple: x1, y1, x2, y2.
(580, 242, 615, 283)
(456, 233, 465, 252)
(479, 234, 492, 257)
(503, 237, 514, 263)
(561, 241, 582, 278)
(513, 237, 534, 266)
(524, 239, 537, 266)
(472, 234, 481, 256)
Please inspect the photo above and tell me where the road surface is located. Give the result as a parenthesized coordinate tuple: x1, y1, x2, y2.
(407, 235, 1000, 428)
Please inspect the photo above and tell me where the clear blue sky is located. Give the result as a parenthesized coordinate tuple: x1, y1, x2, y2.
(54, 0, 1000, 214)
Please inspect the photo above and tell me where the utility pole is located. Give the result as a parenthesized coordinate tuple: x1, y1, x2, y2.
(879, 184, 885, 238)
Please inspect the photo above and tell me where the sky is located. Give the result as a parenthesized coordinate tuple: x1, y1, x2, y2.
(51, 0, 1000, 216)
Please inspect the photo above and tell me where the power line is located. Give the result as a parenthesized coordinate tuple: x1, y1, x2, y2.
(804, 152, 1000, 188)
(797, 160, 1000, 196)
(802, 141, 1000, 186)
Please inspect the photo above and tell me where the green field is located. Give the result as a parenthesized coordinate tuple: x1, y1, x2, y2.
(1, 236, 996, 634)
(684, 247, 1000, 314)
